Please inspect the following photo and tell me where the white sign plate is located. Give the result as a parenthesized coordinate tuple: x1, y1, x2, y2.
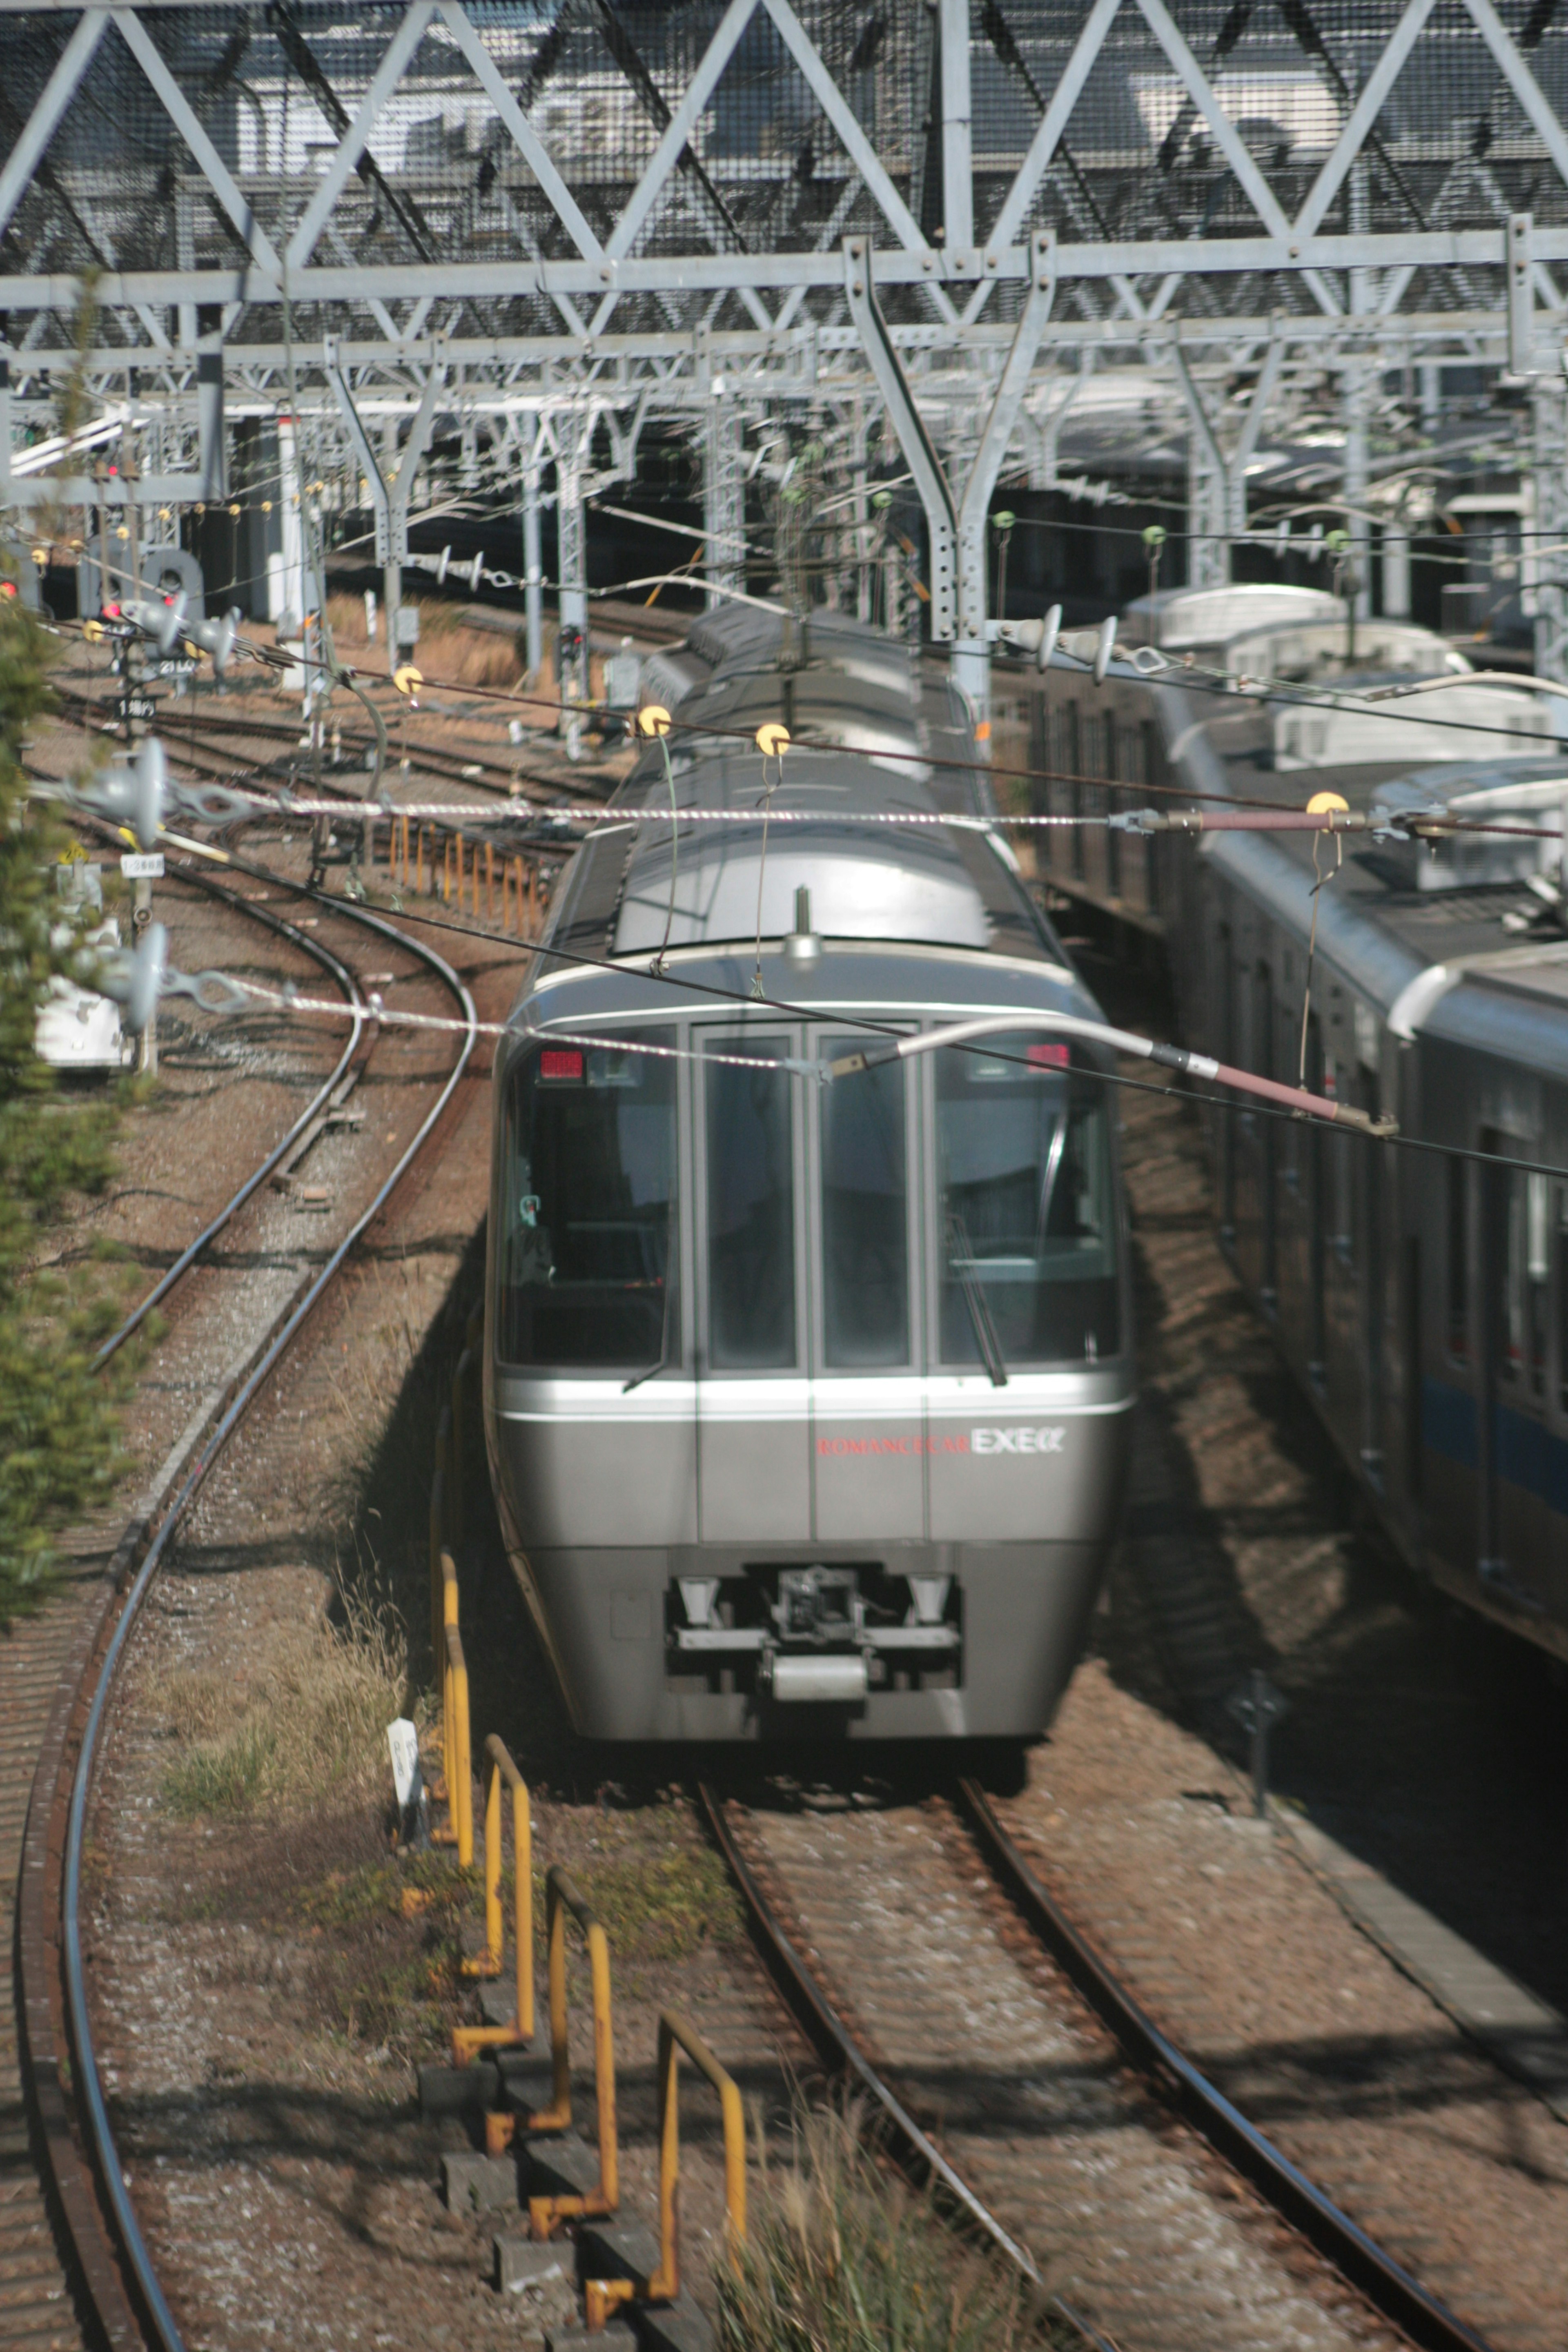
(387, 1717, 421, 1807)
(119, 852, 165, 879)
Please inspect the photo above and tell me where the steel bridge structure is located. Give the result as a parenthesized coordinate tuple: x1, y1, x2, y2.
(4, 0, 1568, 696)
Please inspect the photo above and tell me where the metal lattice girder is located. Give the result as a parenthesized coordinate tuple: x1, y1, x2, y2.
(11, 0, 1568, 621)
(7, 0, 1568, 344)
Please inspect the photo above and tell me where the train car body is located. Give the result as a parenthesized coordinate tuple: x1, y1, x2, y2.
(998, 583, 1568, 1660)
(484, 612, 1134, 1740)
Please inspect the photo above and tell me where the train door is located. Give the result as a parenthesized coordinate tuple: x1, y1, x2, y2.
(1481, 1138, 1551, 1608)
(1305, 1013, 1326, 1389)
(1421, 1148, 1475, 1583)
(807, 1031, 924, 1540)
(1215, 921, 1236, 1245)
(694, 1032, 811, 1542)
(1357, 1054, 1384, 1485)
(1320, 1049, 1363, 1465)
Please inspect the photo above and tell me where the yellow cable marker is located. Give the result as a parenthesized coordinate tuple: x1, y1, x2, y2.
(394, 664, 423, 697)
(755, 722, 790, 757)
(637, 703, 672, 738)
(1306, 791, 1350, 815)
(82, 619, 105, 643)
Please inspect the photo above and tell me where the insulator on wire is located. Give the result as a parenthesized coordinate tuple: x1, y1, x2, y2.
(96, 921, 167, 1034)
(65, 737, 167, 852)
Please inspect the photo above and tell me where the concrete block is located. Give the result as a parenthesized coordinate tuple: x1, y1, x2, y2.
(495, 2235, 571, 2293)
(419, 2058, 497, 2116)
(441, 2150, 518, 2214)
(480, 1978, 522, 2027)
(577, 2220, 662, 2290)
(543, 2328, 635, 2352)
(526, 2131, 604, 2201)
(632, 2294, 716, 2352)
(496, 2046, 557, 2114)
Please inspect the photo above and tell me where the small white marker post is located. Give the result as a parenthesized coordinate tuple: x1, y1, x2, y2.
(120, 849, 164, 1075)
(388, 1717, 429, 1849)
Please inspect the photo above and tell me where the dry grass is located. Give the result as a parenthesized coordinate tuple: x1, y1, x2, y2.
(717, 2101, 1044, 2352)
(323, 592, 526, 688)
(159, 1588, 407, 1821)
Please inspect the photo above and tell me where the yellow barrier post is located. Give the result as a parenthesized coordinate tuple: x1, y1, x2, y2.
(452, 1736, 534, 2061)
(440, 1618, 473, 1866)
(584, 2009, 745, 2328)
(486, 1866, 617, 2230)
(428, 1402, 451, 1670)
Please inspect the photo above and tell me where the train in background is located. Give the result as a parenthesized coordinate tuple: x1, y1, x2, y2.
(483, 605, 1136, 1742)
(994, 581, 1568, 1655)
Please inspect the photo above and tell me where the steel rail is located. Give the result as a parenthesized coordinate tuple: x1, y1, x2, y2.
(48, 883, 477, 2352)
(93, 861, 368, 1367)
(51, 677, 606, 806)
(695, 1786, 1083, 2278)
(698, 1784, 1130, 2352)
(955, 1778, 1498, 2352)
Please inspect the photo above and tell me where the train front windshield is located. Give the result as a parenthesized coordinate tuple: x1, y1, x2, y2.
(500, 1036, 677, 1368)
(937, 1040, 1120, 1367)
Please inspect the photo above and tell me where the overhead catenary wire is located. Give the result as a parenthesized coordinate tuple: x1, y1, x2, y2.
(111, 837, 1568, 1190)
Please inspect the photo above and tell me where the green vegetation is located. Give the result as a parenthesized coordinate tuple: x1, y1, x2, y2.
(568, 1843, 743, 1962)
(718, 2103, 1037, 2352)
(161, 1604, 406, 1819)
(0, 592, 129, 1617)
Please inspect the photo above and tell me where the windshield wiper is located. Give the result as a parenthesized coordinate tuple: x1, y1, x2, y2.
(945, 1211, 1009, 1388)
(623, 1199, 676, 1393)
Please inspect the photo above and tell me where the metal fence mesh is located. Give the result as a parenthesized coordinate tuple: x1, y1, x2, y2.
(3, 0, 1567, 340)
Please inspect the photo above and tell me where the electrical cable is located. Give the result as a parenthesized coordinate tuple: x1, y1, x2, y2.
(182, 844, 1568, 1188)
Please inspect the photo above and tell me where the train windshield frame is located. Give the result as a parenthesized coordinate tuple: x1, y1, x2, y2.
(498, 1031, 679, 1371)
(933, 1036, 1120, 1370)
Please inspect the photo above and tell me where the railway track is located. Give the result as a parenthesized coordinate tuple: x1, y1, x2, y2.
(702, 1778, 1471, 2352)
(49, 670, 615, 808)
(7, 846, 479, 2352)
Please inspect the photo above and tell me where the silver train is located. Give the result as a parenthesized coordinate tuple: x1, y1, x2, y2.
(998, 582, 1568, 1659)
(483, 608, 1134, 1740)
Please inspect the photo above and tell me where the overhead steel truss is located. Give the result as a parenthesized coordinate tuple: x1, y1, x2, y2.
(6, 0, 1568, 681)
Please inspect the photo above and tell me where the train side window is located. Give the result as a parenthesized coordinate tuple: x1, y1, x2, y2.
(1557, 1186, 1568, 1411)
(1328, 1065, 1354, 1264)
(935, 1039, 1119, 1368)
(1529, 1173, 1549, 1396)
(817, 1042, 909, 1368)
(1447, 1157, 1468, 1361)
(1494, 1158, 1546, 1389)
(704, 1039, 797, 1370)
(499, 1033, 678, 1370)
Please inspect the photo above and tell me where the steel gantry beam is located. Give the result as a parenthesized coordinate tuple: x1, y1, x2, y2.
(9, 0, 1568, 678)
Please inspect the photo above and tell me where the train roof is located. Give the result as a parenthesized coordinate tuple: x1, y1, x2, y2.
(543, 746, 1060, 973)
(1121, 583, 1345, 649)
(508, 928, 1098, 1046)
(633, 604, 983, 782)
(1205, 751, 1568, 1056)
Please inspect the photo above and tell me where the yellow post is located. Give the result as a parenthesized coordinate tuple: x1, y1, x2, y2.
(416, 825, 425, 894)
(452, 1737, 534, 2062)
(429, 1403, 451, 1670)
(508, 1867, 617, 2230)
(443, 1618, 472, 1867)
(585, 2010, 745, 2327)
(486, 840, 494, 924)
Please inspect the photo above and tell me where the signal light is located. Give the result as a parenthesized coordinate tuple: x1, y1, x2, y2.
(540, 1048, 584, 1081)
(1027, 1043, 1070, 1069)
